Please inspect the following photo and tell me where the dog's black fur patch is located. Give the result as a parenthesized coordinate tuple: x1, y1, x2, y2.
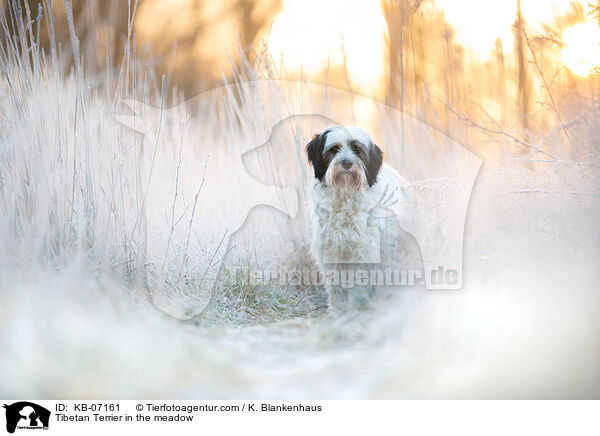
(365, 143, 383, 187)
(305, 130, 329, 182)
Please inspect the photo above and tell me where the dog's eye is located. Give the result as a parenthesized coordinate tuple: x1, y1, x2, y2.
(327, 145, 340, 155)
(351, 143, 363, 156)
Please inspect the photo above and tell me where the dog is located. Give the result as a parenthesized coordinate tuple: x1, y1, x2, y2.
(305, 125, 419, 314)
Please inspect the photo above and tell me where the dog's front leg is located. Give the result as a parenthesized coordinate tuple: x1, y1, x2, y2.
(326, 264, 376, 314)
(327, 286, 352, 315)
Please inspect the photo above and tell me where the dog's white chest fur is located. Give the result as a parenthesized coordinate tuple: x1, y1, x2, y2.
(309, 164, 405, 266)
(310, 179, 380, 264)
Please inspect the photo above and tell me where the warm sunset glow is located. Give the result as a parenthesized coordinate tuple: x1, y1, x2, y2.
(266, 0, 386, 90)
(266, 0, 586, 88)
(436, 0, 573, 57)
(560, 21, 600, 76)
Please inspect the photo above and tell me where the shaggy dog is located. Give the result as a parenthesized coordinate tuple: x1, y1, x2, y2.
(306, 125, 417, 314)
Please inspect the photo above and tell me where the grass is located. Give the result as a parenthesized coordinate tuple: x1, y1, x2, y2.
(0, 0, 328, 324)
(1, 0, 599, 398)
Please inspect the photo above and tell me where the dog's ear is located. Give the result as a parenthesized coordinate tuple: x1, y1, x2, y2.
(306, 132, 327, 182)
(365, 143, 383, 187)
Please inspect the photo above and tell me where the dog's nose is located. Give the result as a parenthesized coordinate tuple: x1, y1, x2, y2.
(340, 158, 353, 170)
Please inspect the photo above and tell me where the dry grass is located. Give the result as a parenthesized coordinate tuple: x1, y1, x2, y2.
(0, 0, 599, 398)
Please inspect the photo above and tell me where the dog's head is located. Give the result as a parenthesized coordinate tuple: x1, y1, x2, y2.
(306, 126, 383, 191)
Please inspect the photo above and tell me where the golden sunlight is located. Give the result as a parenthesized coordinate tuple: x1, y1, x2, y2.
(267, 0, 588, 86)
(266, 0, 386, 89)
(560, 20, 600, 76)
(436, 0, 573, 57)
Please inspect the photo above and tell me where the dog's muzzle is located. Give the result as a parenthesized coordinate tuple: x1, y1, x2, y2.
(329, 162, 364, 189)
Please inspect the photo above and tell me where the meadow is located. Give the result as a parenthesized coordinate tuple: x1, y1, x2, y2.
(0, 0, 599, 398)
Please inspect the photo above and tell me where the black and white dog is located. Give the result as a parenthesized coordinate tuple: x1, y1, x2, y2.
(306, 126, 416, 314)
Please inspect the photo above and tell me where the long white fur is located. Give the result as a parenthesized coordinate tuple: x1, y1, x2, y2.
(310, 165, 407, 261)
(307, 126, 411, 313)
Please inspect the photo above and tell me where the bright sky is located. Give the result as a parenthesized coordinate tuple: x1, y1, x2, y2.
(266, 0, 387, 89)
(436, 0, 574, 57)
(266, 0, 600, 85)
(560, 20, 600, 76)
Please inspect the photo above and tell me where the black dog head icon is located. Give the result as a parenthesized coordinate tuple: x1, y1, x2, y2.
(3, 402, 50, 434)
